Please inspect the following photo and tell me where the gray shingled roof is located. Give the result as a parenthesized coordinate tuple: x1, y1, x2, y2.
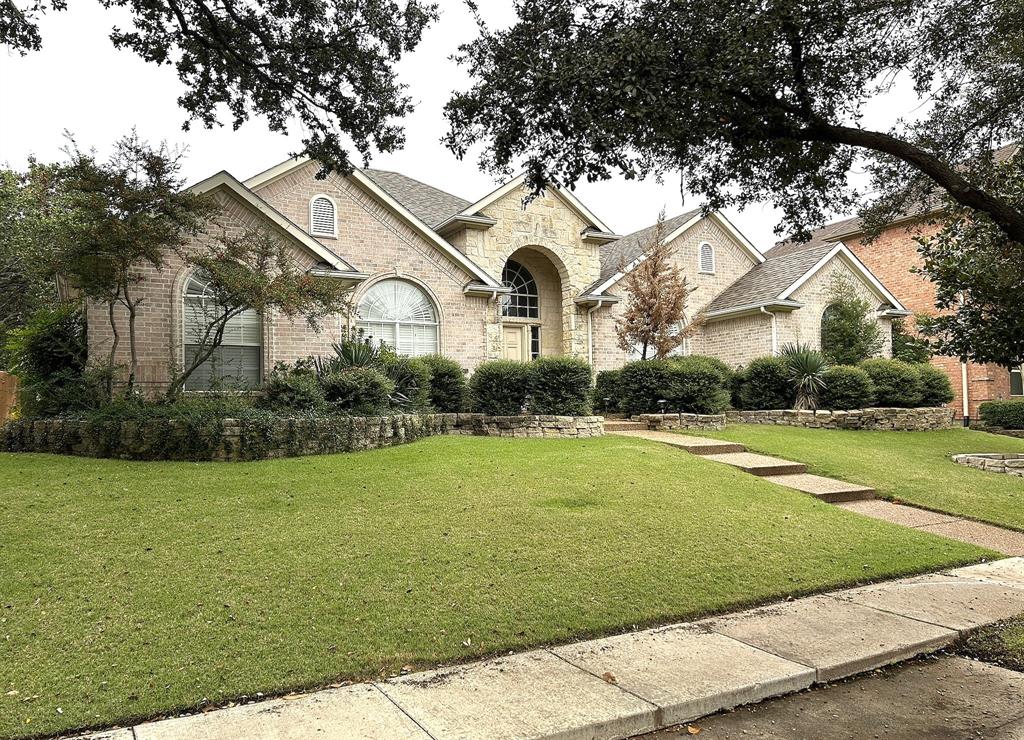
(585, 209, 704, 294)
(705, 243, 836, 313)
(362, 169, 471, 228)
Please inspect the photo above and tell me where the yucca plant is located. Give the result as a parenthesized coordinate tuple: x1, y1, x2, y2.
(312, 336, 380, 377)
(781, 342, 828, 410)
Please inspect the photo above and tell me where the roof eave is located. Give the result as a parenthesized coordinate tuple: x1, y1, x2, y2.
(574, 294, 622, 307)
(435, 214, 498, 236)
(581, 230, 621, 246)
(704, 300, 804, 321)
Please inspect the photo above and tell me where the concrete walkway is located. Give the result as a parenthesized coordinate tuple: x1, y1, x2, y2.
(78, 559, 1024, 740)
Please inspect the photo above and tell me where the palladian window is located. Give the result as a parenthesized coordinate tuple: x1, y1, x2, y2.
(501, 259, 539, 318)
(356, 279, 439, 356)
(183, 273, 262, 390)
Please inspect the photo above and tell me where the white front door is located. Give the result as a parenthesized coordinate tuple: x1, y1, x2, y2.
(503, 325, 526, 361)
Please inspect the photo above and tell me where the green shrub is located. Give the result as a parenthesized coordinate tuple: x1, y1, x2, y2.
(891, 317, 932, 364)
(819, 365, 876, 410)
(321, 368, 394, 415)
(255, 365, 327, 413)
(379, 352, 432, 411)
(782, 342, 828, 410)
(915, 363, 955, 406)
(736, 356, 791, 410)
(859, 358, 924, 407)
(820, 275, 884, 365)
(979, 399, 1024, 429)
(526, 356, 593, 415)
(594, 369, 622, 413)
(470, 360, 530, 415)
(619, 356, 730, 415)
(420, 354, 467, 412)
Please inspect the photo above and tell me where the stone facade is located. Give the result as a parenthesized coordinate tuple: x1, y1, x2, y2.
(1, 414, 604, 462)
(724, 407, 955, 431)
(633, 413, 727, 431)
(951, 453, 1024, 477)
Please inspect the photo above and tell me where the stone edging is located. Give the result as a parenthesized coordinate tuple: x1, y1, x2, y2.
(632, 413, 727, 431)
(1, 413, 604, 462)
(724, 407, 954, 431)
(952, 453, 1024, 477)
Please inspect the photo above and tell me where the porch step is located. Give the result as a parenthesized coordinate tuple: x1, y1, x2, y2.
(608, 430, 746, 454)
(701, 452, 808, 477)
(764, 473, 876, 503)
(603, 420, 648, 432)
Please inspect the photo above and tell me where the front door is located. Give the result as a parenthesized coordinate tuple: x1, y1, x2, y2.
(503, 325, 525, 361)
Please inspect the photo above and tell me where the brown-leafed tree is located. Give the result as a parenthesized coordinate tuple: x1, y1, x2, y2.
(615, 214, 701, 359)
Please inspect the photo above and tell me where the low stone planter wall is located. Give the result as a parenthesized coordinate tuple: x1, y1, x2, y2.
(975, 425, 1024, 439)
(724, 407, 955, 431)
(1, 413, 604, 462)
(633, 413, 727, 431)
(952, 453, 1024, 477)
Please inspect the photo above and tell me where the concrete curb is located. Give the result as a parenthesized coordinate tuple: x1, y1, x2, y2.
(75, 558, 1024, 740)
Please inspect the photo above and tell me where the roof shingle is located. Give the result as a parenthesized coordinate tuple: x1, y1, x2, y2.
(705, 243, 835, 313)
(361, 169, 471, 228)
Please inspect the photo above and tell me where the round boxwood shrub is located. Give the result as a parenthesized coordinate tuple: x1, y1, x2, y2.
(858, 358, 924, 407)
(420, 354, 467, 412)
(736, 356, 792, 410)
(979, 399, 1024, 429)
(255, 367, 327, 412)
(470, 360, 530, 415)
(819, 365, 875, 410)
(618, 359, 674, 415)
(669, 355, 732, 414)
(526, 356, 593, 415)
(320, 368, 394, 415)
(915, 363, 955, 406)
(593, 369, 622, 413)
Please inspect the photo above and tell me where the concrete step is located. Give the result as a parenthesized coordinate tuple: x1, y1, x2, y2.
(701, 452, 808, 477)
(766, 473, 875, 503)
(603, 420, 648, 432)
(609, 430, 746, 454)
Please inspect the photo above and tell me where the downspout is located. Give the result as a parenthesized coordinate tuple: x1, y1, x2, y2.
(760, 307, 778, 355)
(961, 362, 970, 427)
(587, 299, 610, 368)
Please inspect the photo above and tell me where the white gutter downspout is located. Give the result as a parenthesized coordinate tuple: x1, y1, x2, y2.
(587, 299, 610, 368)
(761, 307, 778, 355)
(961, 362, 970, 426)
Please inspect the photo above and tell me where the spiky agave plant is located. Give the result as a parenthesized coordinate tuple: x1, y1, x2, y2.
(781, 342, 828, 410)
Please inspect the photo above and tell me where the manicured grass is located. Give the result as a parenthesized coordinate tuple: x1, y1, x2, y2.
(695, 425, 1024, 531)
(958, 616, 1024, 672)
(0, 436, 991, 738)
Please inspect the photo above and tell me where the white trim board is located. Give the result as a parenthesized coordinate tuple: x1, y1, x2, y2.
(778, 242, 907, 311)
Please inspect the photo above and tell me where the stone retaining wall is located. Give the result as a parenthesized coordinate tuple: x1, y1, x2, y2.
(724, 407, 954, 431)
(1, 413, 603, 462)
(975, 425, 1024, 439)
(634, 413, 727, 431)
(952, 453, 1024, 477)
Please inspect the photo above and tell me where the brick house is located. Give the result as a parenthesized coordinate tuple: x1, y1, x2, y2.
(87, 156, 905, 391)
(768, 143, 1023, 423)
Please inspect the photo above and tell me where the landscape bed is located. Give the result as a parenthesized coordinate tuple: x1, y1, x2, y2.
(0, 434, 991, 738)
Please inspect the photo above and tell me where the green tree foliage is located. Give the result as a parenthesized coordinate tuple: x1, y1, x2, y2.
(820, 275, 883, 365)
(891, 317, 932, 364)
(446, 0, 1024, 244)
(916, 157, 1024, 369)
(2, 0, 438, 173)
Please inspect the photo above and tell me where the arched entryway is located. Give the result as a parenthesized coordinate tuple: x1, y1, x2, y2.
(500, 247, 564, 361)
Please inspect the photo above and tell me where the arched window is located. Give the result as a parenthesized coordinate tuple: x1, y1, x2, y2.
(182, 273, 262, 390)
(698, 242, 716, 274)
(501, 259, 539, 318)
(356, 279, 439, 356)
(309, 195, 337, 237)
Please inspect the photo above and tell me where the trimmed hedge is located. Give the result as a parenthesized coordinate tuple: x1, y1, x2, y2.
(819, 365, 876, 410)
(859, 358, 924, 407)
(979, 400, 1024, 429)
(736, 356, 791, 410)
(915, 363, 955, 407)
(594, 369, 622, 413)
(321, 368, 394, 415)
(255, 367, 327, 413)
(470, 360, 530, 415)
(380, 354, 432, 411)
(526, 356, 593, 415)
(619, 356, 731, 415)
(421, 354, 467, 412)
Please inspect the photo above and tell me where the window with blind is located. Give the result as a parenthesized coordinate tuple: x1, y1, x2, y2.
(698, 242, 715, 274)
(1012, 366, 1023, 396)
(310, 195, 337, 236)
(356, 279, 439, 356)
(183, 274, 262, 390)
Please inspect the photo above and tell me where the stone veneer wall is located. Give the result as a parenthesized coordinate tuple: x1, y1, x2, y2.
(725, 407, 954, 431)
(951, 453, 1024, 477)
(634, 413, 727, 431)
(1, 414, 603, 462)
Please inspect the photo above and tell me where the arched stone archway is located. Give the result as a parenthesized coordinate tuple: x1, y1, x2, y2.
(500, 246, 564, 360)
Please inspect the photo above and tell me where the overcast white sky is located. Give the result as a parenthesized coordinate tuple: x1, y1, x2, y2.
(0, 0, 911, 249)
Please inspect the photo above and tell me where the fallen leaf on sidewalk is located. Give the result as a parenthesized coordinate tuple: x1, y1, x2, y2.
(601, 671, 616, 684)
(686, 725, 701, 735)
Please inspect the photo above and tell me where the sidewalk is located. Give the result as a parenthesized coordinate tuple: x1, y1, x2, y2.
(79, 558, 1024, 740)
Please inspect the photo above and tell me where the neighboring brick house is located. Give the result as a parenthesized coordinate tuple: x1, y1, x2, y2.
(770, 143, 1023, 423)
(87, 156, 904, 392)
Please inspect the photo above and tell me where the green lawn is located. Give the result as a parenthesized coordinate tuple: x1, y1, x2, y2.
(695, 425, 1024, 531)
(0, 436, 992, 738)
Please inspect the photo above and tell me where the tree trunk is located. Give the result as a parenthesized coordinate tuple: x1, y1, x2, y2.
(122, 282, 140, 394)
(105, 301, 119, 401)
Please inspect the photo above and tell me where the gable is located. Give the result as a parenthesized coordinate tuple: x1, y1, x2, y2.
(459, 172, 613, 234)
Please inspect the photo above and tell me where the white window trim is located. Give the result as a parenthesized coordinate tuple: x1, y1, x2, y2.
(181, 273, 263, 390)
(1011, 366, 1023, 396)
(698, 241, 716, 274)
(309, 194, 338, 237)
(355, 278, 441, 357)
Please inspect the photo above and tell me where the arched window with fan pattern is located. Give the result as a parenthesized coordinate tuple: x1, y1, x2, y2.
(501, 259, 539, 318)
(356, 279, 439, 356)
